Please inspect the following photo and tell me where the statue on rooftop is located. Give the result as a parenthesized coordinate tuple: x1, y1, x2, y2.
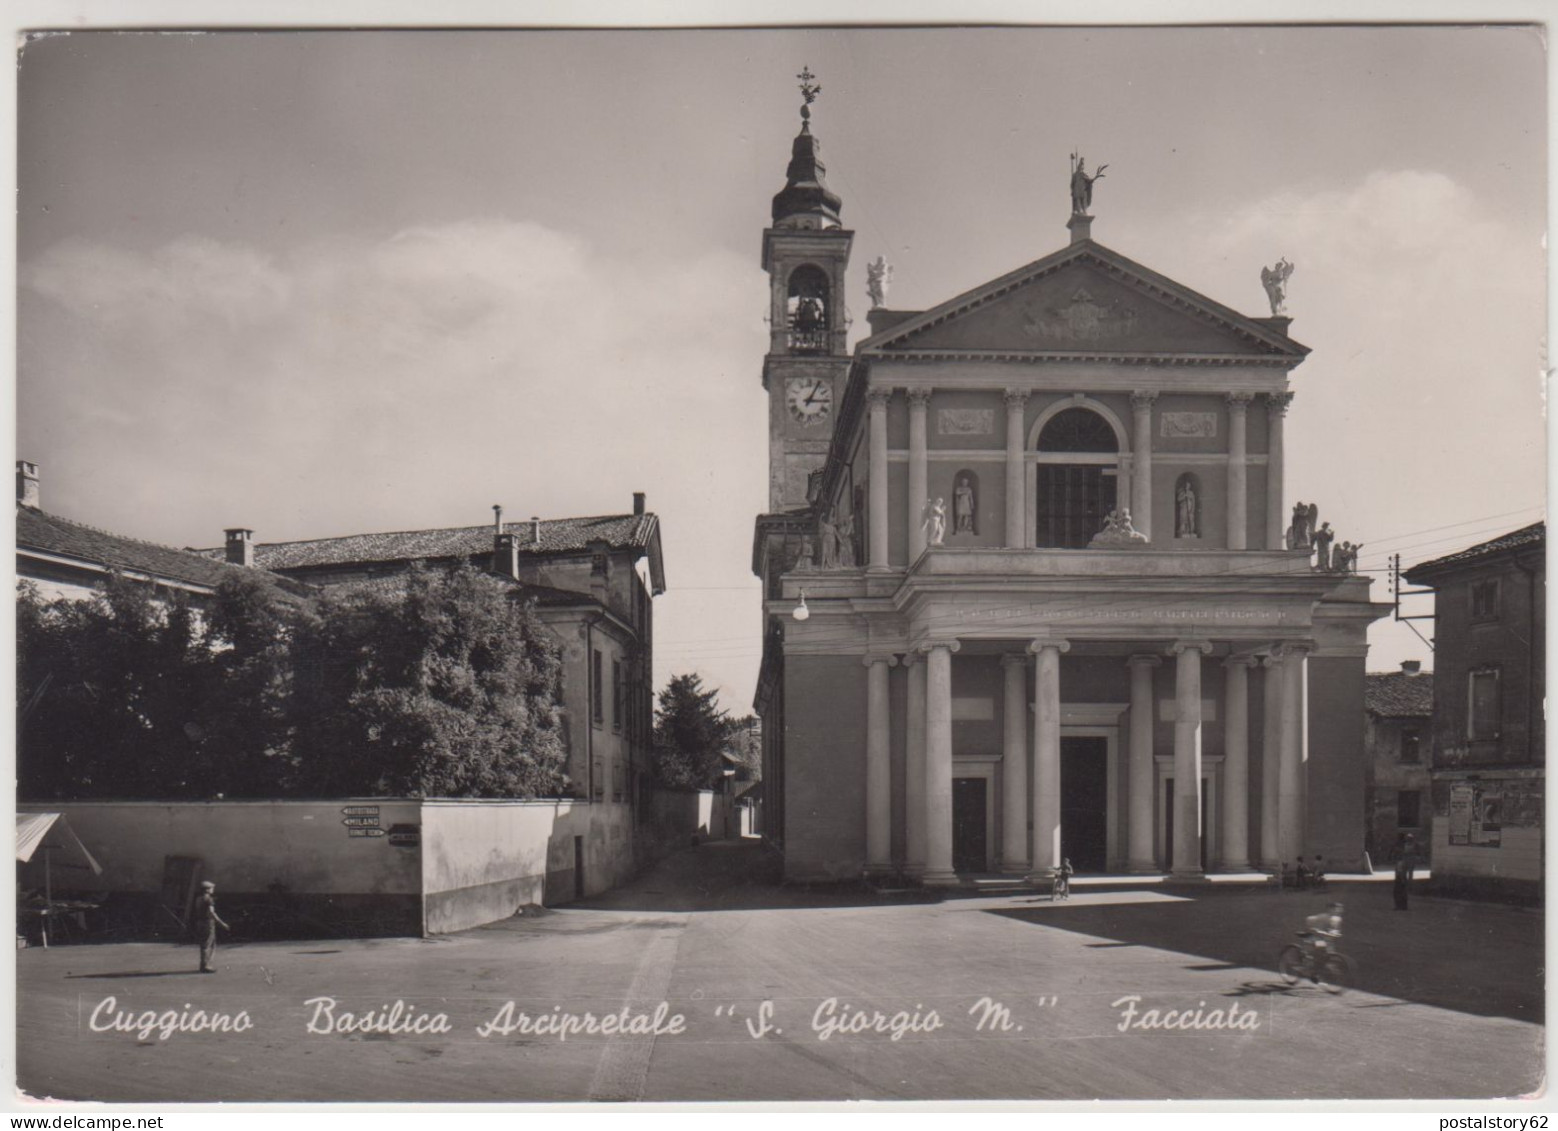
(1287, 501, 1318, 551)
(1261, 258, 1295, 316)
(866, 256, 893, 309)
(1070, 152, 1108, 215)
(1091, 507, 1148, 546)
(818, 510, 839, 570)
(1313, 522, 1335, 571)
(836, 510, 856, 568)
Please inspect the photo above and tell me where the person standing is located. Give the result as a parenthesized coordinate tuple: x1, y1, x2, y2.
(196, 880, 230, 973)
(1393, 843, 1415, 911)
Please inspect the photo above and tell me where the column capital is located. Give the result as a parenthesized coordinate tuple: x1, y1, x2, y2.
(862, 653, 899, 669)
(1000, 652, 1031, 670)
(918, 639, 962, 656)
(1026, 637, 1071, 656)
(1166, 639, 1213, 657)
(1130, 390, 1158, 412)
(899, 650, 921, 668)
(1266, 391, 1294, 417)
(1223, 653, 1261, 669)
(1225, 391, 1254, 409)
(1126, 653, 1163, 670)
(906, 387, 933, 409)
(866, 387, 893, 410)
(1003, 388, 1030, 410)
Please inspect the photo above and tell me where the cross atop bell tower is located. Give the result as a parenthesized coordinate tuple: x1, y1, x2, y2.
(761, 67, 855, 510)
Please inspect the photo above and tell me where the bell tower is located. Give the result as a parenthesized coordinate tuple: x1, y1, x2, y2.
(761, 67, 854, 511)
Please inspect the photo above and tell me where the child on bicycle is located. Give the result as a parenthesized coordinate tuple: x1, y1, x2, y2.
(1302, 901, 1343, 967)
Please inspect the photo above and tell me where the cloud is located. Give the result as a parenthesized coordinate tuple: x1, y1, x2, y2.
(19, 220, 775, 704)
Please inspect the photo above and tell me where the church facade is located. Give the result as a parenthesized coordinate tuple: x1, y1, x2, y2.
(752, 89, 1387, 884)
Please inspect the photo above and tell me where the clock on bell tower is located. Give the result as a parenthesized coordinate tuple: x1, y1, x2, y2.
(761, 67, 854, 512)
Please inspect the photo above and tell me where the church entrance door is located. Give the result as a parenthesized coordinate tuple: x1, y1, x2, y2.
(952, 777, 988, 873)
(1060, 736, 1109, 872)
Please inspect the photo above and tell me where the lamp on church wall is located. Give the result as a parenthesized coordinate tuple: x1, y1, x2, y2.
(793, 590, 811, 621)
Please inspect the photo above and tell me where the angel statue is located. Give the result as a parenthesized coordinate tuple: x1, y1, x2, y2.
(922, 497, 947, 548)
(1261, 258, 1295, 316)
(866, 256, 894, 309)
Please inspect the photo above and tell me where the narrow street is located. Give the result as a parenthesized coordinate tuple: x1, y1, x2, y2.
(17, 840, 1543, 1104)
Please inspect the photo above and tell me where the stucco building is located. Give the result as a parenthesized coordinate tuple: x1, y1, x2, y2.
(203, 497, 665, 810)
(1362, 662, 1433, 865)
(1403, 522, 1544, 899)
(752, 95, 1389, 884)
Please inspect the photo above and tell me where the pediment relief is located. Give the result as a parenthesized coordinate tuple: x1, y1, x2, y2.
(876, 260, 1289, 357)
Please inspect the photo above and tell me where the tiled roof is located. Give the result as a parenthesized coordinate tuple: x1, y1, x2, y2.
(1365, 671, 1435, 718)
(1406, 522, 1545, 578)
(17, 506, 307, 596)
(196, 514, 658, 572)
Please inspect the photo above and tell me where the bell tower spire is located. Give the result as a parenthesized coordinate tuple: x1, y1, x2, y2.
(760, 67, 855, 511)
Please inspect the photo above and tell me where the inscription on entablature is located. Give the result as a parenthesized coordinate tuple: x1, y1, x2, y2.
(1160, 412, 1218, 439)
(937, 409, 995, 436)
(1021, 287, 1139, 342)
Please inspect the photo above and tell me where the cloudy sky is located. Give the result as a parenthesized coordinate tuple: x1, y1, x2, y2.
(15, 19, 1547, 710)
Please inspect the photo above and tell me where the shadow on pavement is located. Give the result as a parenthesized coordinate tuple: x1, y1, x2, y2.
(985, 884, 1543, 1024)
(567, 840, 938, 913)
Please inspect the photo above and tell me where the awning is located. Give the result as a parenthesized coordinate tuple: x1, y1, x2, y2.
(16, 813, 103, 876)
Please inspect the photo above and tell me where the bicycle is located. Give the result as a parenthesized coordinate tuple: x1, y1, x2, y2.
(1277, 933, 1355, 993)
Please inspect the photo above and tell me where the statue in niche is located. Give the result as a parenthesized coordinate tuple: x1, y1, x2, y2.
(1313, 522, 1335, 571)
(866, 256, 893, 309)
(1175, 477, 1199, 538)
(953, 474, 977, 534)
(1261, 258, 1295, 316)
(818, 511, 839, 570)
(1091, 507, 1148, 546)
(922, 498, 947, 547)
(836, 510, 856, 568)
(1070, 152, 1108, 215)
(1287, 501, 1318, 551)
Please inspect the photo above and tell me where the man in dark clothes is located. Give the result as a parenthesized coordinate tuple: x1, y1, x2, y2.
(1393, 840, 1417, 910)
(196, 880, 230, 972)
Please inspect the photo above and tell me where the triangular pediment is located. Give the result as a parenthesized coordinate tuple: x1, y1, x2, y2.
(861, 242, 1307, 360)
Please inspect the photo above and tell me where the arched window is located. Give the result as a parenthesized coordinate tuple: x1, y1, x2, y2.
(786, 265, 830, 353)
(1036, 408, 1119, 548)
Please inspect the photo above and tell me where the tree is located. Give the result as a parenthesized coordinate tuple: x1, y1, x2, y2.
(651, 673, 730, 790)
(291, 563, 569, 798)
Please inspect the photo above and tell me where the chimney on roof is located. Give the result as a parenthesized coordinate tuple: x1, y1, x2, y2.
(15, 461, 39, 508)
(1401, 660, 1422, 676)
(531, 516, 542, 544)
(633, 492, 646, 516)
(225, 528, 255, 567)
(493, 504, 503, 533)
(493, 530, 520, 580)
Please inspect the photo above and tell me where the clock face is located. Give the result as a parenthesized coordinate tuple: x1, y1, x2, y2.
(786, 378, 833, 424)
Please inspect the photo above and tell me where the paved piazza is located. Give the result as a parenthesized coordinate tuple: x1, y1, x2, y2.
(16, 841, 1544, 1104)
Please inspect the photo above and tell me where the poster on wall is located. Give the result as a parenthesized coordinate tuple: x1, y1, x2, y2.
(1448, 783, 1503, 847)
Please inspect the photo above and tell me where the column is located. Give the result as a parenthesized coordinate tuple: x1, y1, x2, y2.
(1226, 392, 1252, 551)
(908, 388, 931, 560)
(922, 641, 960, 886)
(1130, 391, 1156, 540)
(1126, 654, 1162, 872)
(1028, 637, 1069, 874)
(1004, 389, 1028, 549)
(1259, 648, 1283, 869)
(1000, 653, 1030, 873)
(867, 388, 892, 571)
(1265, 392, 1292, 551)
(903, 653, 927, 877)
(1278, 644, 1309, 863)
(864, 654, 896, 876)
(1168, 639, 1212, 879)
(1221, 655, 1257, 871)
